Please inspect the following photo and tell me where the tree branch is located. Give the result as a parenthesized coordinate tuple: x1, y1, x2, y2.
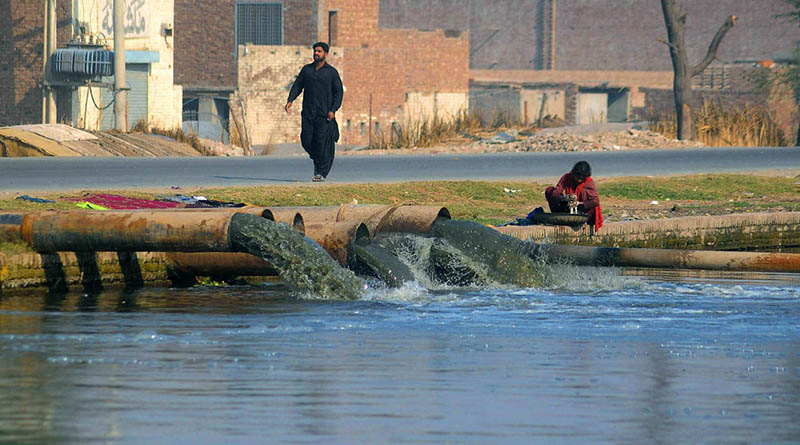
(691, 15, 737, 77)
(657, 38, 677, 50)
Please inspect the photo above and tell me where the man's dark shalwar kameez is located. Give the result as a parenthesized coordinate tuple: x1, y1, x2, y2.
(287, 62, 343, 178)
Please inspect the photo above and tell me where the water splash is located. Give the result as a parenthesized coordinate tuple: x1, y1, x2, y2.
(352, 243, 416, 287)
(432, 219, 546, 288)
(229, 213, 364, 300)
(371, 232, 497, 289)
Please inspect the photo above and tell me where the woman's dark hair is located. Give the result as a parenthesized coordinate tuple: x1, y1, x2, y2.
(313, 41, 330, 53)
(571, 161, 591, 179)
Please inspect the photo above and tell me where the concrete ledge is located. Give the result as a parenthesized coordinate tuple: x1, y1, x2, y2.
(0, 251, 173, 293)
(496, 212, 800, 250)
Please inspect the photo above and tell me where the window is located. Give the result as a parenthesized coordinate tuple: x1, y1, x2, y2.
(328, 10, 338, 46)
(360, 122, 365, 135)
(236, 2, 283, 45)
(346, 119, 351, 132)
(694, 65, 728, 90)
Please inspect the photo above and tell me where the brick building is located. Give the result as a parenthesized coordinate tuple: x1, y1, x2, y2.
(382, 0, 800, 135)
(176, 0, 469, 148)
(1, 1, 72, 126)
(1, 0, 182, 131)
(6, 1, 799, 143)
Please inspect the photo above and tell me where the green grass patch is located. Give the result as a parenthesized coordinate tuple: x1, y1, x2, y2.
(0, 174, 797, 233)
(0, 240, 34, 254)
(600, 174, 799, 201)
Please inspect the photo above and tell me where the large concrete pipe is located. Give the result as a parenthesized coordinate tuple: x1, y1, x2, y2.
(263, 208, 305, 233)
(533, 244, 800, 274)
(12, 208, 306, 283)
(166, 206, 304, 232)
(20, 210, 239, 252)
(162, 207, 303, 279)
(16, 210, 363, 298)
(270, 204, 450, 235)
(303, 221, 371, 265)
(166, 252, 279, 280)
(0, 212, 24, 242)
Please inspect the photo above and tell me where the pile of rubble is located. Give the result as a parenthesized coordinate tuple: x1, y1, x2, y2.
(475, 128, 705, 153)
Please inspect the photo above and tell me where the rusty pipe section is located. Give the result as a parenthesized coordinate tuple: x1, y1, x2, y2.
(167, 252, 279, 278)
(165, 217, 363, 277)
(303, 221, 371, 265)
(162, 209, 304, 277)
(0, 211, 25, 242)
(265, 208, 305, 233)
(270, 204, 450, 235)
(168, 207, 305, 233)
(20, 210, 238, 252)
(533, 244, 800, 274)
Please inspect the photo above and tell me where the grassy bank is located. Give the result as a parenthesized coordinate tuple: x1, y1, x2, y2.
(2, 173, 798, 222)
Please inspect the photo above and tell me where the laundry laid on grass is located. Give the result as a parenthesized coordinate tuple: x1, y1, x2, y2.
(66, 193, 182, 210)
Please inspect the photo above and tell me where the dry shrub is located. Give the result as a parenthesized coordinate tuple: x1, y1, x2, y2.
(650, 100, 786, 146)
(371, 108, 541, 150)
(131, 121, 214, 156)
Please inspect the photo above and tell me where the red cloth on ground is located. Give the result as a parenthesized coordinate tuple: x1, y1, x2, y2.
(67, 193, 181, 210)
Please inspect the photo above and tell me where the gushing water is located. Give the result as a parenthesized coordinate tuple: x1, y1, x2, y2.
(431, 219, 545, 288)
(369, 232, 496, 289)
(229, 213, 364, 299)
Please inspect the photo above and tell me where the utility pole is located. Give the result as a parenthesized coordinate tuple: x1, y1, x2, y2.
(42, 0, 57, 124)
(113, 0, 128, 132)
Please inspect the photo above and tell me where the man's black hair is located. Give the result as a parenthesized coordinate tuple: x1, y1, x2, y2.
(313, 41, 330, 53)
(571, 160, 591, 179)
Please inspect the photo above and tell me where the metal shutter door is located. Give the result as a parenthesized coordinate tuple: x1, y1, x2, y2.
(100, 63, 149, 131)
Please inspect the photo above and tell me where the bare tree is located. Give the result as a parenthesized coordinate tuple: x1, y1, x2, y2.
(773, 0, 800, 145)
(660, 0, 737, 140)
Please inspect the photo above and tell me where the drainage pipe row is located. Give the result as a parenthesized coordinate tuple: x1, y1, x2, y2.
(532, 244, 800, 274)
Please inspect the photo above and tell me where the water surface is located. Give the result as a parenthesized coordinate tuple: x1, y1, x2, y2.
(0, 268, 798, 443)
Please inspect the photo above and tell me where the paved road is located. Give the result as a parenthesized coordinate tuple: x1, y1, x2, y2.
(1, 147, 799, 192)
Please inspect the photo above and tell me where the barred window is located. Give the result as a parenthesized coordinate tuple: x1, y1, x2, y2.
(236, 2, 283, 45)
(694, 65, 729, 90)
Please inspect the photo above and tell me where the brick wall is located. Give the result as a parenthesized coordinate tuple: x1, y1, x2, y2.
(322, 0, 380, 47)
(285, 0, 319, 45)
(471, 69, 674, 89)
(637, 88, 768, 120)
(174, 0, 237, 89)
(380, 0, 800, 71)
(555, 0, 800, 71)
(1, 0, 72, 126)
(380, 0, 542, 70)
(337, 27, 469, 145)
(234, 0, 470, 147)
(175, 0, 318, 91)
(236, 45, 344, 150)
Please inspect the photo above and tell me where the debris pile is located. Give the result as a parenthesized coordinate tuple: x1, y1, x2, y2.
(475, 128, 705, 153)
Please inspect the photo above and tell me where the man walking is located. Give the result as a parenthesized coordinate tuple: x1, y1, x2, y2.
(285, 42, 343, 182)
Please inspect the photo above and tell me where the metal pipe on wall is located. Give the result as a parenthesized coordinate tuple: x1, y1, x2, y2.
(533, 244, 800, 274)
(113, 0, 127, 132)
(43, 0, 57, 124)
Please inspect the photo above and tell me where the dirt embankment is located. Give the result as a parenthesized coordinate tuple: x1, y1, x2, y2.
(340, 123, 705, 156)
(2, 122, 705, 158)
(0, 124, 221, 157)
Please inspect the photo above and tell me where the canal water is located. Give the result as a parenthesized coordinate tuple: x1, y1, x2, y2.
(0, 267, 798, 443)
